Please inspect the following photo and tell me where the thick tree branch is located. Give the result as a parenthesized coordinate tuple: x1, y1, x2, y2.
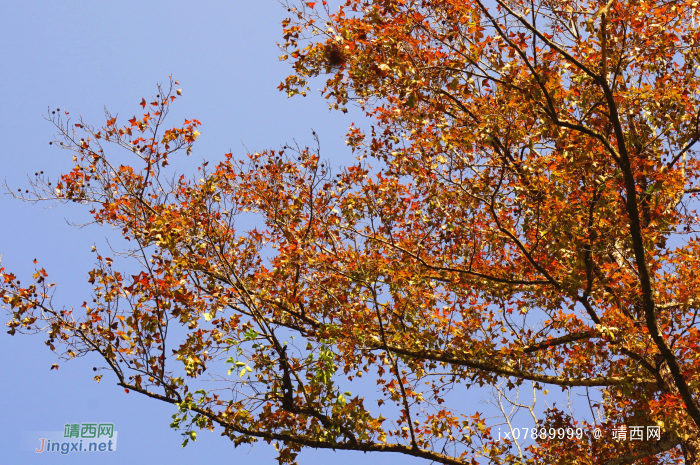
(376, 343, 655, 387)
(522, 331, 593, 353)
(117, 381, 469, 465)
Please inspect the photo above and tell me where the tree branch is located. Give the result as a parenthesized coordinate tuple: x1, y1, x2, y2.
(603, 434, 680, 465)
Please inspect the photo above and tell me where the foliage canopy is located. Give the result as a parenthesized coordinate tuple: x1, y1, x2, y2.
(5, 0, 700, 463)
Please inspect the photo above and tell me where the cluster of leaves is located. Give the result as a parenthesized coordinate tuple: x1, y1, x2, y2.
(5, 0, 700, 463)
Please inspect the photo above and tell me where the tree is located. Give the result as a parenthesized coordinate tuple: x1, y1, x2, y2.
(4, 0, 700, 462)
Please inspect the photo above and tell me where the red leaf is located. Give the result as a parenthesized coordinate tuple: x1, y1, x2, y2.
(306, 2, 316, 8)
(124, 388, 130, 394)
(140, 98, 147, 108)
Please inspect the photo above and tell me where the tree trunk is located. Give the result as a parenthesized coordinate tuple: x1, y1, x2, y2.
(656, 356, 700, 463)
(682, 436, 700, 464)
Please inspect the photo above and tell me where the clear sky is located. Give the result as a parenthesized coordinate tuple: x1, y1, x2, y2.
(0, 1, 429, 464)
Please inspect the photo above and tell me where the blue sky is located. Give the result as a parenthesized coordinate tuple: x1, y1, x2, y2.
(0, 1, 426, 464)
